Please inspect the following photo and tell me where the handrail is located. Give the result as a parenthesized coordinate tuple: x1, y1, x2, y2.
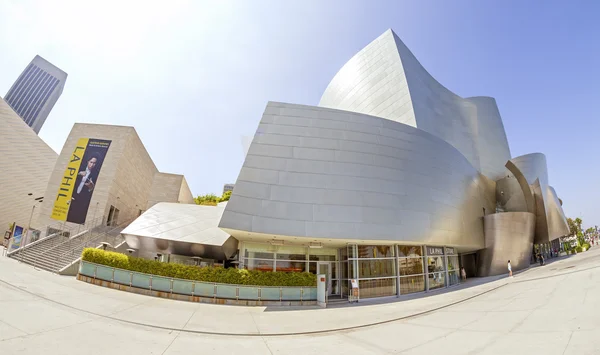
(10, 216, 104, 262)
(31, 216, 105, 271)
(33, 216, 103, 257)
(52, 218, 134, 273)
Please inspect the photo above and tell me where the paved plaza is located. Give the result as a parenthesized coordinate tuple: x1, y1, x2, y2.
(1, 249, 600, 354)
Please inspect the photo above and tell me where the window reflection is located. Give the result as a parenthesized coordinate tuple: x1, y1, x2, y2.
(244, 259, 273, 272)
(428, 272, 445, 290)
(398, 245, 422, 257)
(427, 256, 444, 273)
(275, 260, 306, 273)
(400, 275, 425, 294)
(447, 270, 460, 286)
(358, 259, 395, 278)
(446, 255, 459, 271)
(359, 278, 396, 298)
(357, 245, 394, 258)
(399, 257, 424, 276)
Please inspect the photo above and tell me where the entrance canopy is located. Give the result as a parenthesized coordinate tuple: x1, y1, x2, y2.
(121, 202, 238, 260)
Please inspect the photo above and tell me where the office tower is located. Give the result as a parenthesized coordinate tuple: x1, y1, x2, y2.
(4, 55, 67, 134)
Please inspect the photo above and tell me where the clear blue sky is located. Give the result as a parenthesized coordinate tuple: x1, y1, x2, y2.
(1, 0, 598, 227)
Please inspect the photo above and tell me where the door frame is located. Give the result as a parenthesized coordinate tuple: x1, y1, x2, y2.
(317, 261, 332, 295)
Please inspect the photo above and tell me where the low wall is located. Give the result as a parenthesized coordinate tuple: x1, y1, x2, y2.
(78, 261, 317, 306)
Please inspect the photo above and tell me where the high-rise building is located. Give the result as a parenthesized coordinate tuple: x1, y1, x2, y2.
(4, 55, 67, 134)
(223, 184, 234, 194)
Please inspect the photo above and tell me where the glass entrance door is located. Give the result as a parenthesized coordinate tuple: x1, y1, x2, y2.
(318, 262, 332, 295)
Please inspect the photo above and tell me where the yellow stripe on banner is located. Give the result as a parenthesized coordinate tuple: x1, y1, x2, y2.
(51, 138, 89, 221)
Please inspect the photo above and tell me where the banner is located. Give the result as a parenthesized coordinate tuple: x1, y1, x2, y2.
(51, 138, 111, 224)
(10, 225, 24, 251)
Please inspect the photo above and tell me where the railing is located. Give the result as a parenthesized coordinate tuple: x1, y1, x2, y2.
(29, 216, 106, 270)
(52, 218, 133, 273)
(79, 261, 318, 302)
(9, 216, 105, 262)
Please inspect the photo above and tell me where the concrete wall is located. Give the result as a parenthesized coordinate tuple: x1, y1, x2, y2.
(0, 98, 57, 232)
(220, 102, 491, 251)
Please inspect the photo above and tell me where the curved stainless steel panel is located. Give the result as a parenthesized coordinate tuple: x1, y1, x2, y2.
(505, 161, 536, 214)
(219, 102, 489, 251)
(319, 29, 511, 181)
(122, 202, 238, 259)
(478, 212, 535, 276)
(509, 153, 569, 242)
(546, 186, 569, 239)
(495, 170, 529, 213)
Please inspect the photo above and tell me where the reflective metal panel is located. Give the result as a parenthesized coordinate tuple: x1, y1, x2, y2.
(319, 29, 511, 181)
(478, 212, 535, 276)
(546, 186, 570, 239)
(505, 161, 536, 214)
(220, 102, 489, 251)
(510, 153, 568, 243)
(122, 202, 238, 259)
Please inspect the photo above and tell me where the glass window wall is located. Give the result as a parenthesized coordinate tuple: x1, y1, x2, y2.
(445, 247, 460, 286)
(427, 256, 445, 273)
(428, 272, 445, 290)
(358, 278, 397, 299)
(244, 258, 274, 272)
(400, 275, 425, 294)
(358, 259, 396, 278)
(357, 245, 394, 258)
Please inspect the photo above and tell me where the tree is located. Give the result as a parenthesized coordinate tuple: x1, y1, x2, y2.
(567, 217, 583, 237)
(220, 190, 232, 202)
(194, 193, 220, 206)
(194, 191, 232, 206)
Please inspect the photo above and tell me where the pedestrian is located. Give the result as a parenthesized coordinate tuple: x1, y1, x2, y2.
(461, 267, 467, 281)
(507, 260, 512, 277)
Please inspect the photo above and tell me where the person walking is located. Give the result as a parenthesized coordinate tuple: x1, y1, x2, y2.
(507, 260, 513, 277)
(460, 267, 467, 281)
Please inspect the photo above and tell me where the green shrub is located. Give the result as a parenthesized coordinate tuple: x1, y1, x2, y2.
(582, 243, 591, 251)
(575, 246, 583, 253)
(81, 249, 316, 287)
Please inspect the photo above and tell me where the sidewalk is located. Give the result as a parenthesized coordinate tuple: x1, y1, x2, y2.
(0, 251, 590, 336)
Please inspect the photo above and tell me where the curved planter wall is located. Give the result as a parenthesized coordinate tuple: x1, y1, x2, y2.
(78, 261, 317, 306)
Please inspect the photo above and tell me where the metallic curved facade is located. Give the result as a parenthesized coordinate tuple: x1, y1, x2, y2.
(219, 102, 491, 251)
(510, 153, 568, 242)
(479, 212, 536, 276)
(319, 29, 511, 181)
(214, 29, 568, 277)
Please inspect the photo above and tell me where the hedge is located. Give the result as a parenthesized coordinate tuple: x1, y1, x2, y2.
(81, 248, 316, 287)
(575, 246, 583, 253)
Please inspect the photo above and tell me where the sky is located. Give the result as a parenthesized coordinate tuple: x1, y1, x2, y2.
(1, 0, 598, 227)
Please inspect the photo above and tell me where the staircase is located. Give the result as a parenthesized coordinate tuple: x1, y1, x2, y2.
(8, 219, 129, 274)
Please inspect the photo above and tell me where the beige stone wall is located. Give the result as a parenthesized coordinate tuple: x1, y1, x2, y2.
(35, 123, 192, 234)
(146, 173, 184, 209)
(178, 176, 195, 204)
(106, 129, 159, 225)
(0, 99, 58, 233)
(37, 124, 130, 232)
